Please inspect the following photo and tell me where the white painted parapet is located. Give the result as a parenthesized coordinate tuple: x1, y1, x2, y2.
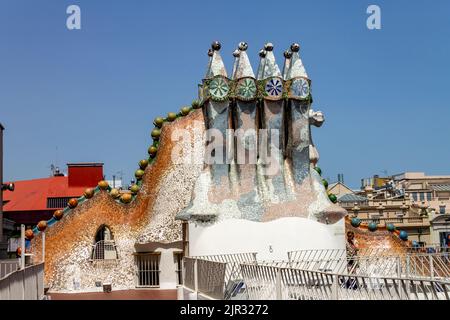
(188, 217, 345, 261)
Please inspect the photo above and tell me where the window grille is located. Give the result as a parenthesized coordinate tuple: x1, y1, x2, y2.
(47, 197, 73, 208)
(135, 253, 161, 287)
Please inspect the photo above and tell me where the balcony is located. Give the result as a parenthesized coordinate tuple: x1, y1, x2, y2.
(357, 216, 430, 228)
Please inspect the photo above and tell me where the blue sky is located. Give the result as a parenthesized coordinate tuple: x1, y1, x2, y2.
(1, 0, 449, 188)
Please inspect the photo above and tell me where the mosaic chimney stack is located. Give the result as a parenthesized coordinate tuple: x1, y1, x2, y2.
(258, 43, 290, 205)
(177, 41, 346, 224)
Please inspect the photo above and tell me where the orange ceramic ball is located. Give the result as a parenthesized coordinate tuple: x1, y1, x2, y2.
(53, 209, 64, 220)
(84, 188, 95, 199)
(37, 220, 47, 232)
(109, 188, 120, 199)
(98, 180, 109, 190)
(120, 193, 133, 204)
(25, 229, 34, 240)
(68, 198, 78, 209)
(16, 247, 22, 256)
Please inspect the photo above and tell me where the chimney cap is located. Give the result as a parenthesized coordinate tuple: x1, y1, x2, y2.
(67, 162, 104, 167)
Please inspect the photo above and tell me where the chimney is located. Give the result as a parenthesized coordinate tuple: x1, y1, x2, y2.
(67, 163, 104, 187)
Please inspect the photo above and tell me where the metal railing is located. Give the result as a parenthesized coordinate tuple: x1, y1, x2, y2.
(184, 253, 257, 299)
(0, 263, 44, 300)
(288, 249, 450, 280)
(0, 259, 20, 278)
(184, 250, 450, 300)
(195, 252, 257, 295)
(197, 259, 227, 299)
(91, 240, 118, 261)
(240, 263, 450, 300)
(184, 257, 196, 291)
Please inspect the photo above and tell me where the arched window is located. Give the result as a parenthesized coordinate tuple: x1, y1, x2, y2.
(91, 225, 118, 261)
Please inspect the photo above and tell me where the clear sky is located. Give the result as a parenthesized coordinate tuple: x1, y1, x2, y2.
(1, 0, 449, 189)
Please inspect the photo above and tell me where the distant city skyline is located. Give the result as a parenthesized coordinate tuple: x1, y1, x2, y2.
(1, 0, 449, 188)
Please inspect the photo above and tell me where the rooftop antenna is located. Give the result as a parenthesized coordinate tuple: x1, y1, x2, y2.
(55, 146, 59, 170)
(116, 170, 124, 189)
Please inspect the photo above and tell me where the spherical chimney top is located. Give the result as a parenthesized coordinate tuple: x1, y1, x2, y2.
(238, 42, 248, 51)
(290, 43, 300, 52)
(264, 42, 274, 51)
(211, 41, 221, 51)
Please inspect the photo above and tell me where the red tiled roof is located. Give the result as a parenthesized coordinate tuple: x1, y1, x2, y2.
(3, 176, 88, 212)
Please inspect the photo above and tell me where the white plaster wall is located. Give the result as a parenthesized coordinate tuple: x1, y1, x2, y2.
(158, 248, 182, 289)
(188, 217, 345, 261)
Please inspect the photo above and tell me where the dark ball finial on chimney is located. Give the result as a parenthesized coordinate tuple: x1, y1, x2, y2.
(264, 43, 274, 51)
(238, 42, 248, 51)
(211, 41, 221, 51)
(290, 43, 300, 52)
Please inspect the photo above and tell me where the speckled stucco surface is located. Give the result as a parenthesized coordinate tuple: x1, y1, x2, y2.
(31, 110, 205, 292)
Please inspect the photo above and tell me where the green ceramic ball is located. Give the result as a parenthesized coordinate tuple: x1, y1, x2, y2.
(130, 184, 140, 194)
(139, 159, 149, 170)
(368, 222, 378, 232)
(386, 223, 396, 232)
(167, 112, 177, 122)
(153, 117, 164, 128)
(351, 217, 361, 228)
(151, 128, 161, 140)
(148, 146, 158, 157)
(314, 167, 322, 175)
(328, 193, 337, 203)
(135, 169, 145, 180)
(322, 179, 329, 189)
(192, 100, 201, 109)
(181, 106, 191, 116)
(399, 230, 408, 241)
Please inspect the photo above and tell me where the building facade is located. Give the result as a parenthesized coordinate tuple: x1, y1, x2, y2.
(391, 172, 450, 245)
(339, 172, 450, 246)
(3, 163, 104, 230)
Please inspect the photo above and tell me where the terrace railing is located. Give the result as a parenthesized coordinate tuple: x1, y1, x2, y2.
(0, 263, 44, 300)
(183, 253, 257, 299)
(184, 250, 450, 300)
(287, 249, 450, 280)
(240, 263, 450, 300)
(0, 259, 20, 278)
